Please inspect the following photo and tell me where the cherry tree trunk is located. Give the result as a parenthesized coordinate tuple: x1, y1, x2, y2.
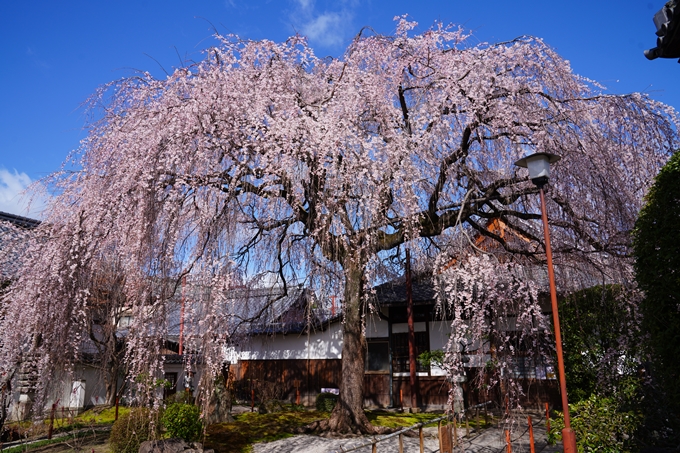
(324, 261, 376, 434)
(105, 363, 118, 407)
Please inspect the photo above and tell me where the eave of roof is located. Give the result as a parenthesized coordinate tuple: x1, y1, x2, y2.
(0, 211, 41, 229)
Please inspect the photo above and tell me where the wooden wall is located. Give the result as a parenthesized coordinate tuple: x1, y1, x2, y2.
(230, 359, 560, 410)
(229, 359, 342, 406)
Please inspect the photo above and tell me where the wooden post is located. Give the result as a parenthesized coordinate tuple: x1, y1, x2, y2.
(419, 426, 424, 453)
(47, 402, 56, 440)
(505, 429, 512, 453)
(372, 443, 377, 453)
(405, 249, 419, 410)
(466, 416, 470, 437)
(438, 420, 443, 453)
(545, 402, 551, 432)
(476, 407, 480, 429)
(453, 418, 458, 446)
(179, 275, 186, 355)
(251, 388, 255, 412)
(398, 433, 404, 453)
(439, 420, 453, 453)
(528, 416, 536, 453)
(400, 388, 403, 409)
(115, 397, 119, 421)
(484, 402, 489, 425)
(449, 417, 453, 449)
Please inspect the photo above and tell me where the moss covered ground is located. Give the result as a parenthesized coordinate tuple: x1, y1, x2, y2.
(2, 407, 475, 453)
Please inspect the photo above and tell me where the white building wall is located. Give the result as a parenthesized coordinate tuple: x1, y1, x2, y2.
(392, 322, 427, 333)
(46, 365, 108, 411)
(366, 316, 389, 338)
(428, 320, 453, 377)
(9, 364, 109, 421)
(238, 322, 343, 360)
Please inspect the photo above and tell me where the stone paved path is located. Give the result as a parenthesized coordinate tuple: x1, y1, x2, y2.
(253, 413, 563, 453)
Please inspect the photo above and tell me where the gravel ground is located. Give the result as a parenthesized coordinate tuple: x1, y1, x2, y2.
(252, 414, 562, 453)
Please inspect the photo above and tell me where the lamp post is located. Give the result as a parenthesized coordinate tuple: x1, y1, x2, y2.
(514, 152, 577, 453)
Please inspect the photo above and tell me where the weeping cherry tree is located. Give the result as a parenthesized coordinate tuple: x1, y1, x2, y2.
(0, 17, 677, 433)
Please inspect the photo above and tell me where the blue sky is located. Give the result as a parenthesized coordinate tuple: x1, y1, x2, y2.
(0, 0, 678, 217)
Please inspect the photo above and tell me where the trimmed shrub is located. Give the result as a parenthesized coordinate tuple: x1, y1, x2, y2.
(548, 394, 641, 453)
(315, 392, 338, 412)
(161, 403, 202, 442)
(109, 408, 157, 453)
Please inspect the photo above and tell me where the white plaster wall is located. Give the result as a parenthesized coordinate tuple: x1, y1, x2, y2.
(238, 323, 343, 360)
(47, 366, 108, 410)
(428, 320, 452, 376)
(365, 316, 389, 338)
(428, 320, 452, 351)
(391, 322, 427, 333)
(163, 363, 202, 397)
(8, 365, 110, 420)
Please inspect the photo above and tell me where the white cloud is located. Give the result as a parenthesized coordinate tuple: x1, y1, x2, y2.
(289, 0, 357, 49)
(301, 12, 351, 48)
(295, 0, 314, 12)
(0, 168, 46, 219)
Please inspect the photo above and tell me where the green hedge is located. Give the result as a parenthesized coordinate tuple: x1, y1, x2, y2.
(161, 403, 203, 441)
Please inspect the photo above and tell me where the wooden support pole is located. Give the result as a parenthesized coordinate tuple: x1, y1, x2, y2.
(419, 426, 424, 453)
(398, 433, 404, 453)
(438, 420, 443, 453)
(439, 419, 453, 453)
(545, 402, 551, 432)
(372, 443, 377, 453)
(528, 416, 536, 453)
(179, 275, 186, 355)
(505, 429, 512, 453)
(405, 249, 419, 410)
(466, 416, 470, 438)
(449, 418, 453, 448)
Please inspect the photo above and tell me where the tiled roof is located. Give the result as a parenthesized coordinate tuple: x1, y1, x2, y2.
(0, 211, 41, 229)
(0, 211, 40, 281)
(164, 284, 336, 340)
(372, 279, 438, 306)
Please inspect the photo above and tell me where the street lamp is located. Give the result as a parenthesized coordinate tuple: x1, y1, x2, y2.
(514, 152, 577, 453)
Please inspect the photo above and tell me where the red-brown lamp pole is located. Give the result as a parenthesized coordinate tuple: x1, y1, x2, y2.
(515, 152, 577, 453)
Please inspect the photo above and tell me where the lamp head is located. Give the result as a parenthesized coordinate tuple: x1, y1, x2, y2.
(514, 152, 561, 188)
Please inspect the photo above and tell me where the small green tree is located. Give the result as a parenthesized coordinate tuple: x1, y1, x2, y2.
(417, 350, 445, 370)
